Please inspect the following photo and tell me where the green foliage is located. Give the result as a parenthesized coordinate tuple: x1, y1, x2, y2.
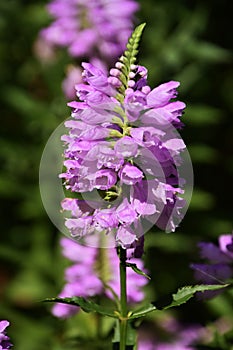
(129, 284, 229, 319)
(44, 297, 118, 318)
(44, 284, 228, 325)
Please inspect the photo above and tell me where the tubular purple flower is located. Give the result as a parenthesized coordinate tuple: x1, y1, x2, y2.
(116, 226, 137, 249)
(130, 127, 165, 147)
(94, 169, 117, 190)
(65, 217, 94, 238)
(94, 208, 118, 229)
(119, 163, 144, 185)
(114, 136, 138, 157)
(89, 144, 124, 170)
(116, 198, 138, 225)
(146, 81, 180, 108)
(131, 180, 157, 216)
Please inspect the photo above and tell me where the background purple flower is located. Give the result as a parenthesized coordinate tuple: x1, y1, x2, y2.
(40, 0, 139, 62)
(52, 237, 148, 318)
(191, 233, 233, 298)
(138, 316, 205, 350)
(0, 320, 12, 350)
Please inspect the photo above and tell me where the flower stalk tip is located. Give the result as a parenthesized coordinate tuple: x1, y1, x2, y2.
(113, 23, 146, 101)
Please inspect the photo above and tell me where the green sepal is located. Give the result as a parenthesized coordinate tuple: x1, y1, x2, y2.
(129, 284, 229, 320)
(126, 262, 151, 280)
(43, 297, 118, 318)
(111, 116, 124, 127)
(109, 129, 123, 138)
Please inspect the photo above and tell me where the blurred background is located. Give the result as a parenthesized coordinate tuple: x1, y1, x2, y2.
(0, 0, 232, 349)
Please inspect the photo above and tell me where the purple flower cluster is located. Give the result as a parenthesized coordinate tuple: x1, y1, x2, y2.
(52, 237, 147, 318)
(191, 233, 233, 298)
(40, 0, 139, 61)
(60, 59, 186, 248)
(0, 320, 12, 350)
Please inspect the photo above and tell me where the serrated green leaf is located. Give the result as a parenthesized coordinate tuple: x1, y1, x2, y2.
(44, 297, 118, 318)
(129, 284, 228, 320)
(165, 284, 229, 309)
(126, 263, 151, 280)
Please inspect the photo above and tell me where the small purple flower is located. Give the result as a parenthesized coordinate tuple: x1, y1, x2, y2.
(130, 126, 164, 147)
(114, 136, 138, 157)
(65, 217, 94, 238)
(146, 81, 180, 108)
(87, 144, 124, 171)
(94, 208, 118, 229)
(119, 163, 144, 185)
(116, 226, 137, 249)
(94, 169, 117, 190)
(52, 237, 148, 318)
(191, 233, 233, 298)
(116, 198, 138, 225)
(0, 320, 12, 350)
(131, 180, 157, 216)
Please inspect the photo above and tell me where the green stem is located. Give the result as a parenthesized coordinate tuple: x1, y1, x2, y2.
(119, 247, 127, 350)
(95, 311, 103, 339)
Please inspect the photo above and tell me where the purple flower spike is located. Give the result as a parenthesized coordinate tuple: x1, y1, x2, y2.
(60, 27, 188, 247)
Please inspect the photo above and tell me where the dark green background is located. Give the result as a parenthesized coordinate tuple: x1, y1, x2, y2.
(0, 0, 232, 349)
